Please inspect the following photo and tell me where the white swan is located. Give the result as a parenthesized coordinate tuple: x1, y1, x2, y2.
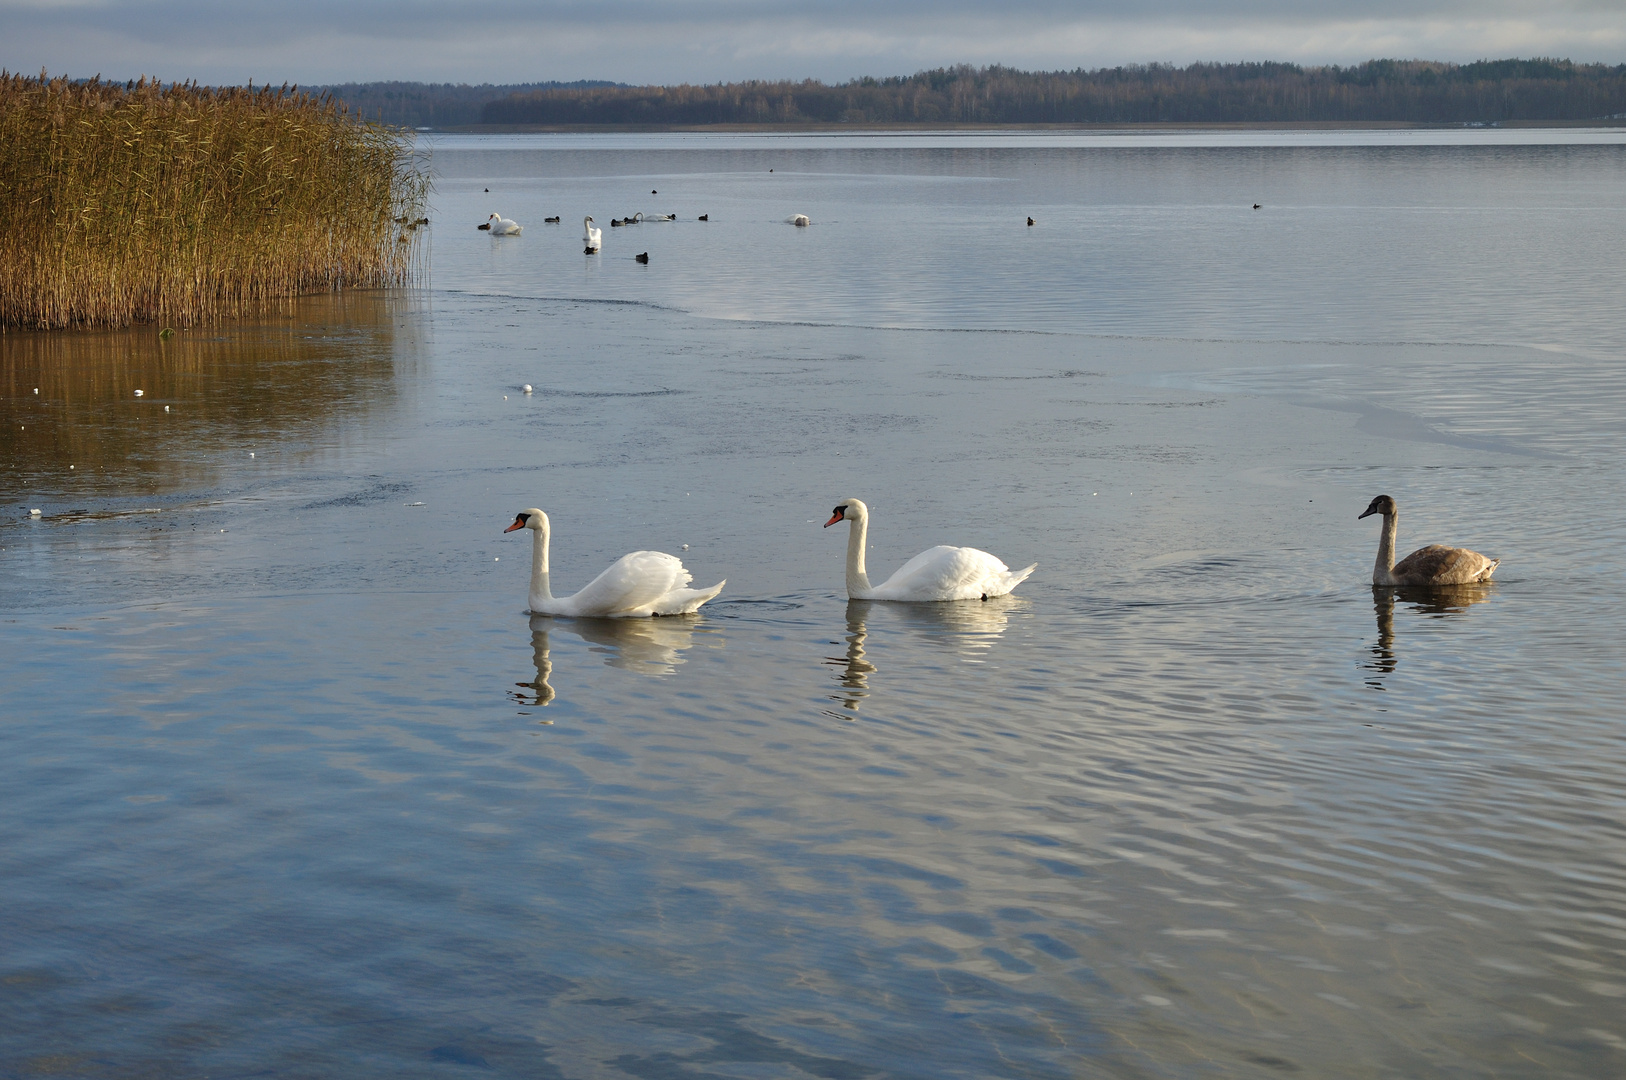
(824, 498, 1035, 601)
(1359, 495, 1498, 586)
(481, 213, 522, 235)
(583, 216, 602, 252)
(504, 508, 724, 617)
(791, 214, 810, 226)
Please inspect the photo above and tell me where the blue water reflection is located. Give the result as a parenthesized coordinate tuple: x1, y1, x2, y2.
(4, 132, 1626, 1078)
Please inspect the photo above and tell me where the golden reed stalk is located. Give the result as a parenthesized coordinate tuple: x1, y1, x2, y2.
(0, 72, 429, 330)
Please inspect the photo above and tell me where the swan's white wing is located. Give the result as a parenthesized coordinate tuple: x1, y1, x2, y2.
(650, 578, 726, 615)
(986, 562, 1038, 597)
(561, 550, 690, 617)
(871, 545, 1017, 601)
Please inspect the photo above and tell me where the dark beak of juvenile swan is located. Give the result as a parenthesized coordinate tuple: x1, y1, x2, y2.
(504, 513, 528, 533)
(823, 506, 847, 528)
(1357, 507, 1377, 519)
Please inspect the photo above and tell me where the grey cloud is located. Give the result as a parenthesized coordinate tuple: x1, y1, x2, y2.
(3, 0, 1622, 85)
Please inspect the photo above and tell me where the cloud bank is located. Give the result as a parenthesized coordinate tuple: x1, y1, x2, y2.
(4, 0, 1624, 86)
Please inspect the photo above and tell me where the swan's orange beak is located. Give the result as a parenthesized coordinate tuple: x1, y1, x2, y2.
(823, 510, 844, 527)
(504, 515, 526, 533)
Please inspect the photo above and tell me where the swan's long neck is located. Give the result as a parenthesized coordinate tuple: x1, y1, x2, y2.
(845, 515, 873, 598)
(1373, 511, 1398, 586)
(531, 522, 554, 604)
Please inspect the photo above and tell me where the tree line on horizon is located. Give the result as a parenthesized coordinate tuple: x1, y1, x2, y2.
(317, 80, 621, 127)
(476, 59, 1626, 126)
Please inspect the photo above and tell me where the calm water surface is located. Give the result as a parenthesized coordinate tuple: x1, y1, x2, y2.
(3, 131, 1625, 1078)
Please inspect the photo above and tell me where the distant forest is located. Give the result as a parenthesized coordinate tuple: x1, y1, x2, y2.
(316, 80, 620, 127)
(474, 59, 1626, 127)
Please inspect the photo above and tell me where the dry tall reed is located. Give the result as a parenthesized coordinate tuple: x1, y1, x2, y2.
(0, 72, 429, 330)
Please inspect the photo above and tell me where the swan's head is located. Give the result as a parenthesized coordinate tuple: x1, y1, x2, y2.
(504, 508, 548, 533)
(1358, 495, 1396, 520)
(824, 498, 868, 528)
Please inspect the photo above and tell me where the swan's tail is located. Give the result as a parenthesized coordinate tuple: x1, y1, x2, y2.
(1480, 558, 1500, 581)
(987, 563, 1037, 597)
(654, 579, 726, 615)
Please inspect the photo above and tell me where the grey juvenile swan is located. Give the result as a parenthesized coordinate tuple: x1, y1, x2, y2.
(1358, 494, 1499, 586)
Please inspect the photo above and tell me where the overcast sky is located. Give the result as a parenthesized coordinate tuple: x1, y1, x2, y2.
(5, 0, 1624, 86)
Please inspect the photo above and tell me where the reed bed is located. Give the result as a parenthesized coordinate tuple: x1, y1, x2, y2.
(0, 73, 429, 330)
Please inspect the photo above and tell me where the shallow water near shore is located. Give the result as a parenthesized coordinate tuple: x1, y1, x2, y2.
(3, 132, 1626, 1078)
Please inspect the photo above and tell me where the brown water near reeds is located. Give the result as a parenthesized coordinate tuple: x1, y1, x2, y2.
(2, 292, 417, 500)
(2, 132, 1625, 1079)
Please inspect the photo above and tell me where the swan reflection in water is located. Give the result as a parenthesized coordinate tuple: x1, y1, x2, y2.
(512, 614, 718, 708)
(1365, 583, 1494, 688)
(825, 597, 1024, 714)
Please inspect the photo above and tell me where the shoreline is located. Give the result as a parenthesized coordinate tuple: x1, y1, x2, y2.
(424, 117, 1626, 134)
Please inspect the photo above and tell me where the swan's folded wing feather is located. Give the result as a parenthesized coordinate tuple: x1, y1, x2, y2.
(1394, 544, 1497, 585)
(651, 579, 726, 615)
(987, 562, 1038, 597)
(568, 551, 690, 616)
(873, 545, 1011, 601)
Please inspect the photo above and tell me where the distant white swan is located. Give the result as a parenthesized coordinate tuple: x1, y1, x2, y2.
(824, 497, 1035, 601)
(583, 216, 602, 252)
(481, 213, 522, 235)
(504, 508, 724, 617)
(790, 214, 810, 226)
(1359, 495, 1499, 586)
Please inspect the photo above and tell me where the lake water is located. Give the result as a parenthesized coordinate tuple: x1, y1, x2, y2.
(3, 130, 1625, 1078)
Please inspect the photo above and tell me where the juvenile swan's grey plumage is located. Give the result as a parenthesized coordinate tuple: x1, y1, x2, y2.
(1358, 495, 1499, 586)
